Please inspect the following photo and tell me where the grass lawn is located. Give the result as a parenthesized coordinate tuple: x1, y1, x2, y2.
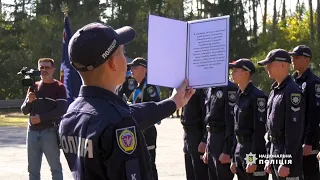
(0, 112, 28, 127)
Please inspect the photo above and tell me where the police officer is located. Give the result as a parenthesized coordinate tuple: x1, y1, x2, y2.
(202, 80, 238, 180)
(181, 88, 209, 180)
(258, 49, 305, 180)
(289, 45, 320, 180)
(128, 57, 161, 180)
(229, 59, 269, 180)
(116, 64, 137, 101)
(59, 22, 194, 180)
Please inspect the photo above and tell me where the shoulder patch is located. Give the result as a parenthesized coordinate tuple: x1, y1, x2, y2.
(228, 91, 236, 102)
(128, 79, 136, 90)
(290, 93, 301, 105)
(116, 126, 137, 154)
(147, 86, 156, 97)
(257, 98, 266, 112)
(315, 84, 320, 98)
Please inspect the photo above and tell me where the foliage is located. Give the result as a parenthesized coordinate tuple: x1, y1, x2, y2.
(0, 0, 319, 99)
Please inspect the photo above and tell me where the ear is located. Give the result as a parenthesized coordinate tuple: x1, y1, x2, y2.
(107, 57, 117, 71)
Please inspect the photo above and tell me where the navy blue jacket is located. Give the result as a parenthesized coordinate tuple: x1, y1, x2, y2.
(232, 82, 267, 155)
(204, 81, 238, 155)
(266, 75, 305, 168)
(293, 68, 320, 149)
(59, 86, 176, 180)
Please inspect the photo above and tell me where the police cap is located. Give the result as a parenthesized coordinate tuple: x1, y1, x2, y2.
(128, 57, 147, 68)
(69, 22, 136, 72)
(289, 45, 312, 59)
(229, 58, 255, 74)
(258, 49, 291, 66)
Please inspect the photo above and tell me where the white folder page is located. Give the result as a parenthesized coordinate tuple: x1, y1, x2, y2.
(147, 14, 187, 88)
(187, 16, 230, 88)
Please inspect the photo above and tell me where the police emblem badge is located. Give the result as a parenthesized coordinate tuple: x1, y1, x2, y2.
(128, 79, 135, 90)
(315, 84, 320, 98)
(290, 93, 301, 105)
(147, 86, 156, 97)
(257, 98, 266, 112)
(301, 82, 307, 90)
(116, 126, 137, 154)
(228, 91, 236, 102)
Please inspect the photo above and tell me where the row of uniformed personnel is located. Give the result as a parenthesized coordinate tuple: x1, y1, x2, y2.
(181, 45, 320, 180)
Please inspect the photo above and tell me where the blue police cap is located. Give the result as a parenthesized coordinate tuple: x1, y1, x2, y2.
(128, 57, 147, 68)
(69, 22, 136, 72)
(258, 49, 291, 66)
(229, 58, 255, 74)
(289, 45, 312, 59)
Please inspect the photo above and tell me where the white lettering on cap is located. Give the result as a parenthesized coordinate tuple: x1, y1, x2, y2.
(102, 39, 117, 59)
(274, 57, 287, 61)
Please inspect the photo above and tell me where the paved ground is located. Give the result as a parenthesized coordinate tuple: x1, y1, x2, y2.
(0, 118, 273, 180)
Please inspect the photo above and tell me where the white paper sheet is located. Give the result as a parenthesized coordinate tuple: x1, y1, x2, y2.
(187, 16, 229, 88)
(147, 14, 187, 88)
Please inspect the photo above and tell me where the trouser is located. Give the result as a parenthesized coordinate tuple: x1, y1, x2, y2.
(234, 141, 269, 180)
(27, 127, 63, 180)
(143, 125, 158, 180)
(207, 131, 234, 180)
(183, 128, 209, 180)
(270, 143, 303, 180)
(302, 150, 320, 180)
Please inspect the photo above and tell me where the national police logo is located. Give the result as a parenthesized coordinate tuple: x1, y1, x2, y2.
(290, 93, 301, 105)
(257, 98, 266, 112)
(228, 91, 236, 102)
(116, 126, 137, 154)
(315, 84, 320, 98)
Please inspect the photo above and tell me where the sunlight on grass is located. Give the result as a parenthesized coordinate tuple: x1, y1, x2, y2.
(0, 113, 28, 127)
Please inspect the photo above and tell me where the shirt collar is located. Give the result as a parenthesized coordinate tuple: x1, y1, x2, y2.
(294, 67, 311, 82)
(78, 85, 128, 107)
(271, 75, 292, 90)
(238, 81, 253, 95)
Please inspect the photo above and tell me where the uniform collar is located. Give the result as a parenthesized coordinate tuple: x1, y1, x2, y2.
(271, 75, 292, 90)
(78, 85, 128, 107)
(138, 77, 146, 89)
(238, 81, 253, 95)
(293, 67, 311, 81)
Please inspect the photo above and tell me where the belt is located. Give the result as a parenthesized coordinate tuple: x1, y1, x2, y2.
(206, 125, 225, 133)
(236, 135, 252, 144)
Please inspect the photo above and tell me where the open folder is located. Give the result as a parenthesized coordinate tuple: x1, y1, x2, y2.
(147, 14, 230, 89)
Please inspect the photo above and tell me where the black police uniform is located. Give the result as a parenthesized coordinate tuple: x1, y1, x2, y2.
(130, 77, 161, 180)
(59, 86, 176, 180)
(293, 68, 320, 179)
(265, 76, 305, 180)
(232, 82, 269, 180)
(290, 45, 320, 180)
(116, 70, 138, 101)
(181, 89, 209, 180)
(205, 80, 237, 180)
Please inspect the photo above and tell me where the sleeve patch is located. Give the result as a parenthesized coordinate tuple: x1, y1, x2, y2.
(116, 126, 137, 154)
(125, 158, 141, 180)
(257, 98, 266, 112)
(290, 93, 301, 105)
(228, 91, 237, 102)
(315, 84, 320, 98)
(147, 86, 156, 97)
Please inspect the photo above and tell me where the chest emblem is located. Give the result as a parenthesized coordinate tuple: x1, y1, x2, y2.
(116, 126, 137, 154)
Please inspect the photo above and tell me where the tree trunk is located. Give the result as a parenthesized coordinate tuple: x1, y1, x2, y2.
(281, 0, 286, 26)
(309, 0, 314, 44)
(317, 0, 320, 41)
(263, 0, 267, 34)
(272, 0, 277, 40)
(252, 0, 257, 43)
